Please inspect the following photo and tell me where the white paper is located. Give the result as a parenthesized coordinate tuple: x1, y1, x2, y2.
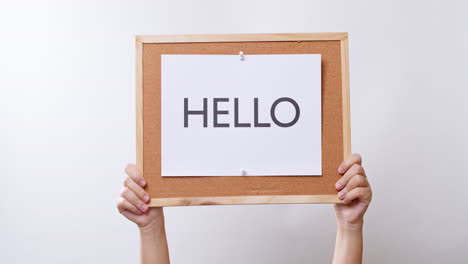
(161, 54, 321, 176)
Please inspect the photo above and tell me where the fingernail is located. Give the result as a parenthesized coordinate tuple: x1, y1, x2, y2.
(140, 179, 146, 187)
(338, 191, 345, 199)
(143, 194, 149, 202)
(141, 204, 148, 212)
(338, 165, 344, 174)
(335, 182, 344, 190)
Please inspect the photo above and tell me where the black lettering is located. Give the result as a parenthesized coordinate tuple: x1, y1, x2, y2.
(270, 97, 300, 127)
(234, 98, 251, 127)
(213, 98, 229, 127)
(184, 98, 207, 127)
(254, 98, 271, 127)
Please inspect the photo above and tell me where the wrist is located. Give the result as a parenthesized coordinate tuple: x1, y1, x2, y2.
(139, 217, 166, 237)
(336, 219, 363, 233)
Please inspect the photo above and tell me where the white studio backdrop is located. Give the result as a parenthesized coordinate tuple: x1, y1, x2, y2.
(1, 1, 467, 263)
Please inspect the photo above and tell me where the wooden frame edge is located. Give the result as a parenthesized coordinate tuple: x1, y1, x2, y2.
(138, 33, 349, 207)
(340, 34, 351, 159)
(136, 32, 348, 43)
(149, 195, 341, 207)
(135, 38, 144, 173)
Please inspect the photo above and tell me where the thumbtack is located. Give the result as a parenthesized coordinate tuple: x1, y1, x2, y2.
(240, 169, 247, 176)
(239, 51, 245, 61)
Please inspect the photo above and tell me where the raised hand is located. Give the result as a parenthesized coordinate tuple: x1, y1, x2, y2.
(334, 153, 372, 225)
(117, 164, 164, 229)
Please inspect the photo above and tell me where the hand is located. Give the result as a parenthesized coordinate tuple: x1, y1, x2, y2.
(117, 164, 164, 229)
(334, 153, 372, 227)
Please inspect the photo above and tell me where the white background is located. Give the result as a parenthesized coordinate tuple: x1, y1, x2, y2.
(1, 1, 467, 263)
(161, 55, 322, 176)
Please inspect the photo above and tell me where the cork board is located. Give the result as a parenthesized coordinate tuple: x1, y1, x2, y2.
(136, 33, 351, 207)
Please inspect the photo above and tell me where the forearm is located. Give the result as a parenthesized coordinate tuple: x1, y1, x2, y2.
(139, 221, 170, 264)
(332, 220, 363, 264)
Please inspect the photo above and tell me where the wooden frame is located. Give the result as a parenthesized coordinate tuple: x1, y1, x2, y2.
(136, 33, 350, 207)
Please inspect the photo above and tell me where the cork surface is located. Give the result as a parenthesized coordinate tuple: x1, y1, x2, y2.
(142, 41, 344, 198)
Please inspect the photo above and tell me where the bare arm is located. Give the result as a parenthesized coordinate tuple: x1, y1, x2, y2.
(139, 215, 170, 264)
(117, 164, 170, 264)
(332, 154, 372, 264)
(333, 221, 363, 264)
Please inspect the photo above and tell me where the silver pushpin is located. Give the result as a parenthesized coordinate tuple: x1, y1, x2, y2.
(240, 169, 247, 176)
(239, 51, 245, 61)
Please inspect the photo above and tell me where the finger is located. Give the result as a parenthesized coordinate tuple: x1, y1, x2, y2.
(335, 163, 366, 190)
(338, 174, 368, 199)
(124, 176, 150, 203)
(338, 153, 362, 174)
(342, 186, 372, 204)
(121, 187, 149, 213)
(125, 164, 146, 187)
(117, 197, 142, 215)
